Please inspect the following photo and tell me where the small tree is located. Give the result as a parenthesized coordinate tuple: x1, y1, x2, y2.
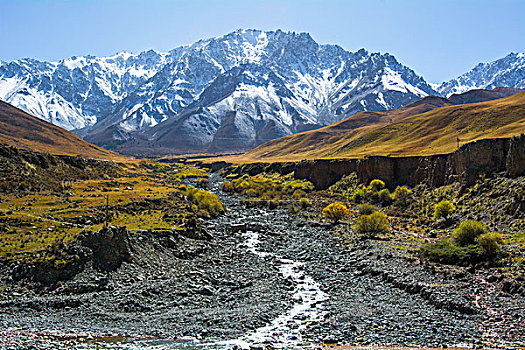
(322, 202, 348, 223)
(433, 200, 456, 220)
(392, 186, 412, 208)
(354, 212, 389, 237)
(453, 220, 487, 246)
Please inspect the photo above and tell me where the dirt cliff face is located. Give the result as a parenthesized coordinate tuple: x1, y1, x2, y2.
(295, 136, 524, 189)
(232, 136, 524, 190)
(507, 135, 525, 178)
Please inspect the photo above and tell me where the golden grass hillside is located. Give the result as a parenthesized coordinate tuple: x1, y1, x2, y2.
(234, 91, 525, 162)
(0, 100, 125, 160)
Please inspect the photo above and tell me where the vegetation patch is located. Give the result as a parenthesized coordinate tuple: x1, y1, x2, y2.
(354, 211, 390, 237)
(222, 173, 314, 210)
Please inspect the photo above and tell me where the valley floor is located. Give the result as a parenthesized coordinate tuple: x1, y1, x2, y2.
(1, 175, 524, 349)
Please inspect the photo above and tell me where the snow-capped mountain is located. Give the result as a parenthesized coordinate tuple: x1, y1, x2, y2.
(0, 50, 170, 130)
(438, 51, 525, 96)
(84, 30, 437, 154)
(1, 29, 523, 155)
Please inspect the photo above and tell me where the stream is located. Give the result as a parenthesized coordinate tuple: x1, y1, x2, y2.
(1, 174, 494, 349)
(1, 175, 331, 350)
(206, 175, 330, 349)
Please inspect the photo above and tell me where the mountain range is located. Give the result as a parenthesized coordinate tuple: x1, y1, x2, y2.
(1, 29, 524, 156)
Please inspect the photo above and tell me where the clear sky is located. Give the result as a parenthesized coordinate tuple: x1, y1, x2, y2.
(1, 0, 524, 83)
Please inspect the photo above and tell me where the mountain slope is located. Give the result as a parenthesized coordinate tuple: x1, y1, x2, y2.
(238, 89, 525, 161)
(439, 51, 525, 96)
(0, 100, 123, 160)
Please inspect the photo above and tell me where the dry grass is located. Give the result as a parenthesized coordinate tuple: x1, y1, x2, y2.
(0, 101, 126, 161)
(218, 92, 525, 163)
(0, 162, 210, 262)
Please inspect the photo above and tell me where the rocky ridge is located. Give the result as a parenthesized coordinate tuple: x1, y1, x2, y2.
(0, 29, 436, 155)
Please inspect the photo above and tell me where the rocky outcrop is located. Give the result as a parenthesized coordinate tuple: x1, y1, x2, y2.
(80, 226, 132, 271)
(507, 135, 525, 177)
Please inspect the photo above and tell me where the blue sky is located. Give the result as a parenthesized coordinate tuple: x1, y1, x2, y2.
(1, 0, 524, 83)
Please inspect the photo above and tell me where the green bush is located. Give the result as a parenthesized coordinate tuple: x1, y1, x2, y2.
(420, 238, 483, 266)
(322, 202, 348, 223)
(352, 188, 365, 203)
(392, 186, 412, 207)
(369, 179, 385, 192)
(433, 200, 456, 220)
(358, 203, 377, 216)
(354, 212, 389, 237)
(378, 189, 392, 205)
(476, 232, 502, 259)
(453, 220, 487, 247)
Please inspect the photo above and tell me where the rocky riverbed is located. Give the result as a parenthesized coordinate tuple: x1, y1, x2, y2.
(0, 174, 524, 349)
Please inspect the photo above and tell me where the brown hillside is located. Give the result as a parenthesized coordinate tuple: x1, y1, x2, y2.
(0, 101, 125, 160)
(235, 90, 525, 162)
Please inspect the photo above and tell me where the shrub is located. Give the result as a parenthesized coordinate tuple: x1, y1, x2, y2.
(433, 200, 456, 220)
(369, 179, 385, 192)
(327, 173, 358, 196)
(453, 220, 487, 247)
(476, 232, 502, 259)
(267, 199, 279, 209)
(420, 238, 483, 266)
(358, 203, 377, 216)
(354, 212, 389, 237)
(352, 188, 365, 203)
(378, 189, 392, 205)
(185, 186, 225, 217)
(392, 186, 412, 207)
(322, 202, 348, 223)
(198, 178, 209, 189)
(283, 179, 314, 194)
(245, 188, 258, 197)
(222, 181, 233, 192)
(292, 189, 307, 199)
(299, 197, 311, 208)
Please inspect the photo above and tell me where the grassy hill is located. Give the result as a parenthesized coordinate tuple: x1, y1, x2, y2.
(235, 90, 525, 162)
(0, 101, 124, 160)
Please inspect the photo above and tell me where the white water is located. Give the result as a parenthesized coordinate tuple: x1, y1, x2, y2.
(219, 229, 329, 349)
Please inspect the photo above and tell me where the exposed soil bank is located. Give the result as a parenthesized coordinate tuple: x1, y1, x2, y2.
(201, 135, 525, 189)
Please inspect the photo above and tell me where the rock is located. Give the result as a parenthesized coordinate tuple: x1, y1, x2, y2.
(80, 226, 131, 271)
(196, 286, 215, 296)
(230, 223, 247, 233)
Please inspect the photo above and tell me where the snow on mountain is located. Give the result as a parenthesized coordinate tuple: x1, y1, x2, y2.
(438, 51, 525, 96)
(84, 30, 437, 154)
(0, 50, 170, 130)
(4, 29, 522, 155)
